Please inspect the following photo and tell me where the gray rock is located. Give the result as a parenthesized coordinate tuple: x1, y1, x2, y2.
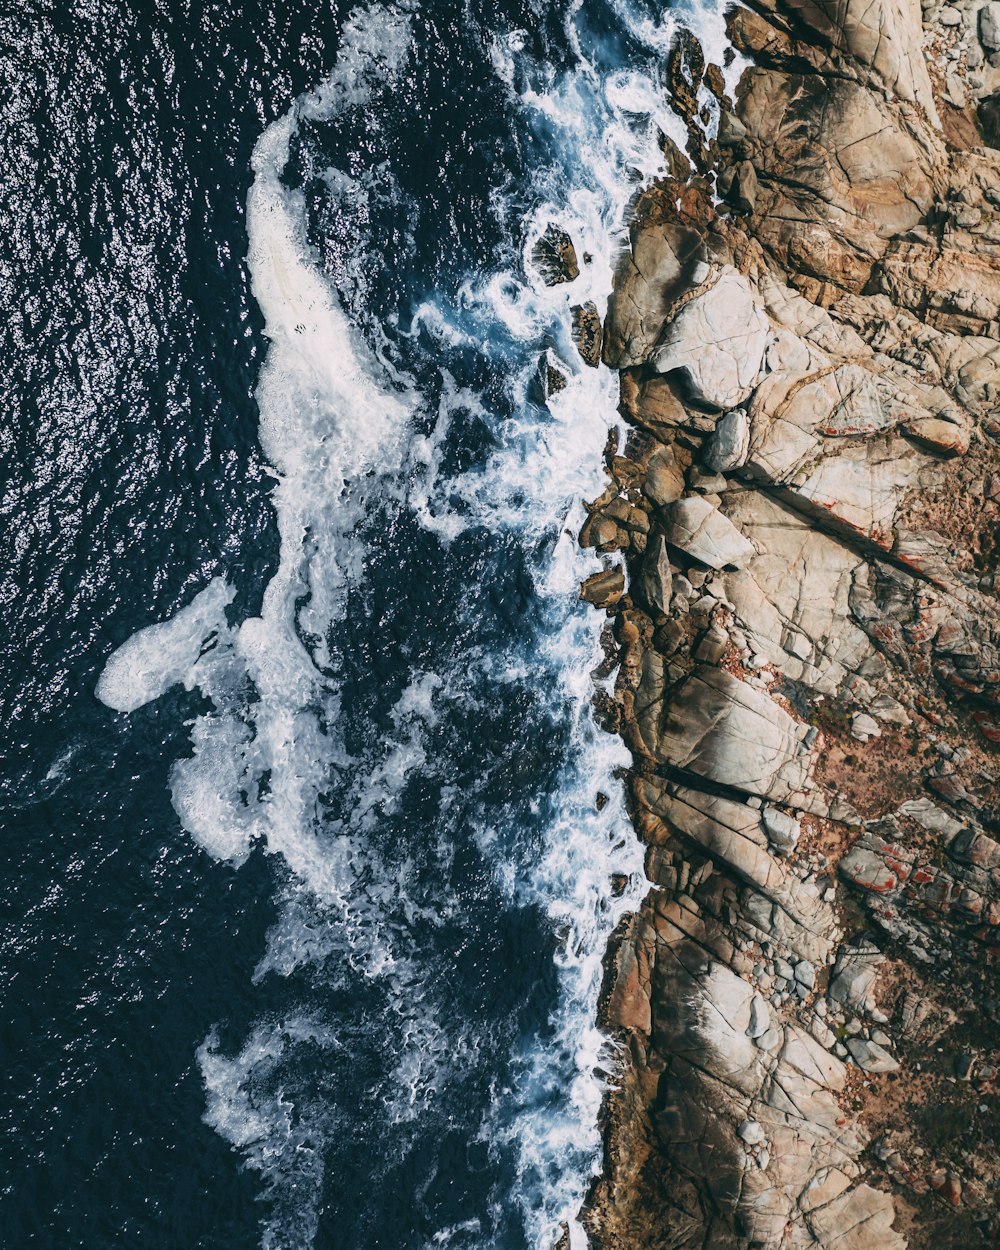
(945, 73, 967, 107)
(851, 712, 882, 742)
(847, 1037, 900, 1073)
(652, 268, 770, 408)
(981, 0, 1000, 47)
(829, 940, 883, 1016)
(939, 3, 961, 23)
(811, 1017, 837, 1049)
(703, 409, 750, 473)
(748, 993, 771, 1039)
(795, 960, 817, 991)
(646, 664, 818, 800)
(664, 496, 756, 570)
(897, 991, 932, 1038)
(640, 533, 672, 614)
(756, 1026, 783, 1052)
(870, 693, 910, 726)
(738, 1118, 766, 1146)
(897, 797, 963, 837)
(763, 805, 801, 853)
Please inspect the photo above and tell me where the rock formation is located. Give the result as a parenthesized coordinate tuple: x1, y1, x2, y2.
(573, 0, 1000, 1244)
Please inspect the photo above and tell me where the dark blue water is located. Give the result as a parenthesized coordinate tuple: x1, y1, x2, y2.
(0, 1, 712, 1246)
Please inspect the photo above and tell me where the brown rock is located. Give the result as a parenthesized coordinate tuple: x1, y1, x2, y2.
(579, 568, 625, 609)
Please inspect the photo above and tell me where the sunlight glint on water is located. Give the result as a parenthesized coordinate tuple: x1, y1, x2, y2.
(93, 0, 738, 1245)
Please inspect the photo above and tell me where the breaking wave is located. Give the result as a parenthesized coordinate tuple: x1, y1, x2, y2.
(96, 0, 738, 1245)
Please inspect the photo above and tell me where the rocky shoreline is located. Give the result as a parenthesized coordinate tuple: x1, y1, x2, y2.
(559, 0, 1000, 1245)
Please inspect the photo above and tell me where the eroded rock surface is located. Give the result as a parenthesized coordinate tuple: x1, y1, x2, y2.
(573, 0, 1000, 1245)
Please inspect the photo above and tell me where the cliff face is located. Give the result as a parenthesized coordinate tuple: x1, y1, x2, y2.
(575, 1, 1000, 1245)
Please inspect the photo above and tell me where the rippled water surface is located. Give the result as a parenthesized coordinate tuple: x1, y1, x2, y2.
(1, 1, 730, 1246)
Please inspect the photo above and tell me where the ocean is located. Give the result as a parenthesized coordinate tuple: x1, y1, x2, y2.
(0, 1, 727, 1246)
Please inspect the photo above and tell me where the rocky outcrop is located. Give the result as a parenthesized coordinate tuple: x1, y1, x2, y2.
(571, 0, 1000, 1245)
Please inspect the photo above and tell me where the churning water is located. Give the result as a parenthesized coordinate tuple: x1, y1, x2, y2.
(2, 1, 732, 1246)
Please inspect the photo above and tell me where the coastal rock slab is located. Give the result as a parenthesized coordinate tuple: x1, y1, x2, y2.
(651, 268, 770, 408)
(651, 666, 815, 803)
(603, 220, 707, 368)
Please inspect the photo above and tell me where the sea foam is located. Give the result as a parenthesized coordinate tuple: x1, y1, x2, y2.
(95, 0, 738, 1245)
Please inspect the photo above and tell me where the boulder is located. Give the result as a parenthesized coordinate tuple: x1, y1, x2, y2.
(579, 567, 624, 608)
(829, 940, 884, 1016)
(649, 667, 816, 803)
(763, 805, 801, 853)
(981, 1, 1000, 51)
(530, 223, 580, 285)
(703, 408, 750, 472)
(846, 1037, 899, 1073)
(651, 268, 770, 408)
(571, 301, 602, 366)
(642, 445, 686, 506)
(640, 534, 672, 614)
(603, 221, 707, 367)
(664, 496, 756, 570)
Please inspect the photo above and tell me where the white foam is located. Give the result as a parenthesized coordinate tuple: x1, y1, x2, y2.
(198, 1016, 337, 1250)
(95, 577, 235, 713)
(94, 0, 742, 1244)
(407, 1, 740, 1241)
